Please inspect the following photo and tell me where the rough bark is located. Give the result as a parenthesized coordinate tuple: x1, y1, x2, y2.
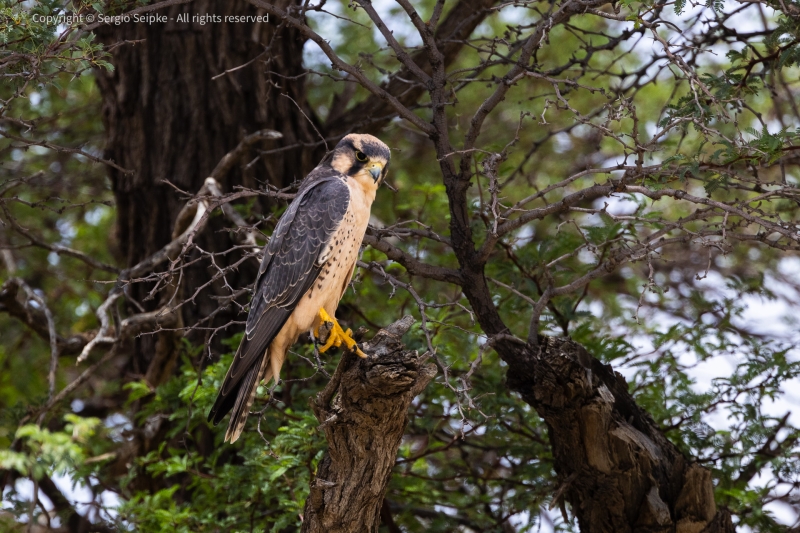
(94, 0, 315, 371)
(302, 316, 437, 533)
(506, 336, 735, 533)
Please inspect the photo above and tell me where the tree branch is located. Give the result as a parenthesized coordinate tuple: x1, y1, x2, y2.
(0, 201, 120, 274)
(302, 316, 437, 532)
(362, 232, 463, 285)
(328, 0, 500, 136)
(505, 336, 735, 533)
(0, 278, 90, 356)
(246, 0, 436, 135)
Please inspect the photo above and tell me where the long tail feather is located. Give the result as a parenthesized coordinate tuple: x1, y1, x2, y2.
(225, 354, 273, 443)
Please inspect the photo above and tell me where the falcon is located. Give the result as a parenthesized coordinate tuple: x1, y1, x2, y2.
(208, 133, 390, 443)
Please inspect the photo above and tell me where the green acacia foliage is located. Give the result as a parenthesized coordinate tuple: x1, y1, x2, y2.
(118, 344, 325, 533)
(2, 0, 800, 532)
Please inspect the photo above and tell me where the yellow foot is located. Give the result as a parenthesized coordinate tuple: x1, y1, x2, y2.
(314, 308, 367, 358)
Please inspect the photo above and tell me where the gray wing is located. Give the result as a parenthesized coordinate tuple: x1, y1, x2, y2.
(208, 174, 350, 424)
(251, 164, 344, 289)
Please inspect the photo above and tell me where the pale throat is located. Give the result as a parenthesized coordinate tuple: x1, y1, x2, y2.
(348, 171, 379, 203)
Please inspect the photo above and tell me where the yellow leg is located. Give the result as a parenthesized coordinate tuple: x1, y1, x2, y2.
(314, 308, 367, 358)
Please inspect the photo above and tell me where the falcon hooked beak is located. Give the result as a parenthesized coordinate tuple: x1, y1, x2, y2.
(368, 162, 383, 182)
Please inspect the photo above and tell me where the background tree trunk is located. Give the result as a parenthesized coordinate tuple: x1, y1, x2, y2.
(94, 0, 317, 374)
(302, 316, 437, 533)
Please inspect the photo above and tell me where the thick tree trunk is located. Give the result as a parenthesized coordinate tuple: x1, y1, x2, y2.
(302, 316, 437, 533)
(94, 0, 316, 374)
(506, 336, 735, 533)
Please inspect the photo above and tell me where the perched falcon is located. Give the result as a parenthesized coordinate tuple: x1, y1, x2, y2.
(208, 133, 390, 443)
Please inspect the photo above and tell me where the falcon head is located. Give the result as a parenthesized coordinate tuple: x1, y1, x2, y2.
(329, 133, 391, 187)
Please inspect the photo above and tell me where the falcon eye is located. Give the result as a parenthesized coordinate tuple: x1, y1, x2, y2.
(355, 151, 368, 162)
